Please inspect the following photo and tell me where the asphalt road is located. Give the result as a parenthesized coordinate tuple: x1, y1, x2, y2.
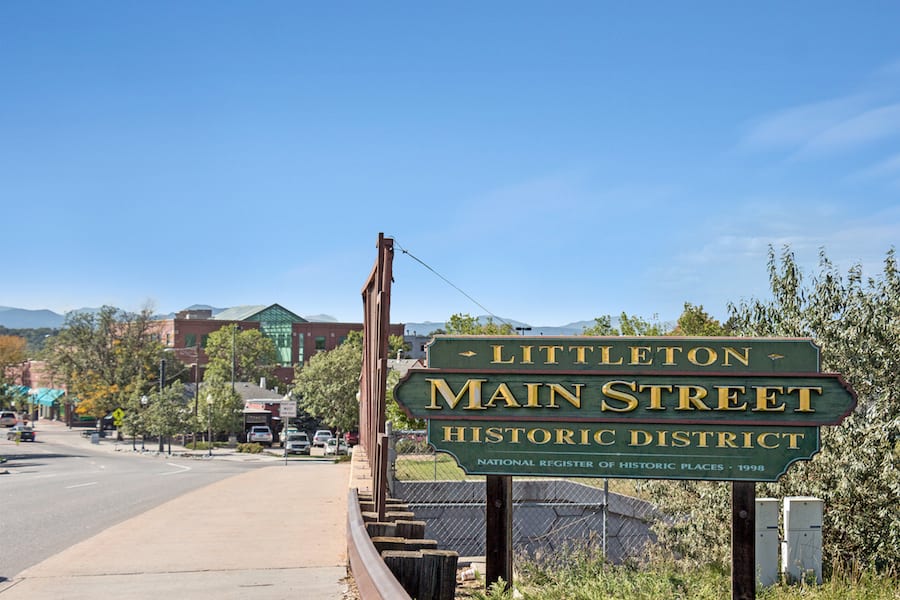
(0, 426, 261, 580)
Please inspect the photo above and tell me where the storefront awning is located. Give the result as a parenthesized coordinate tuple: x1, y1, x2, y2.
(30, 388, 66, 406)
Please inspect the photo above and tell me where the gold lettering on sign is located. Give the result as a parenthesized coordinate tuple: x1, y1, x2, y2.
(426, 378, 488, 410)
(789, 386, 823, 412)
(601, 380, 639, 412)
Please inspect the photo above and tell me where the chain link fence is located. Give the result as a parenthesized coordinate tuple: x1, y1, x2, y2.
(388, 430, 660, 562)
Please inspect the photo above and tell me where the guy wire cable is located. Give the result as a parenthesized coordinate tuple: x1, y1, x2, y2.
(391, 238, 515, 329)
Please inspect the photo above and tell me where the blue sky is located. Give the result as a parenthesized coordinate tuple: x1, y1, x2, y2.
(3, 2, 899, 327)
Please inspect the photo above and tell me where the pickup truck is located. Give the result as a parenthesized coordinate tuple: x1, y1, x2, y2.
(246, 425, 273, 446)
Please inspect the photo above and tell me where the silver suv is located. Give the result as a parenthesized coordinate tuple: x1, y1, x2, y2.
(246, 425, 273, 446)
(285, 432, 311, 455)
(0, 411, 17, 427)
(312, 429, 333, 448)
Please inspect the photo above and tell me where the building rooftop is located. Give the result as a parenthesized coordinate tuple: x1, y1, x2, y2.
(212, 305, 269, 321)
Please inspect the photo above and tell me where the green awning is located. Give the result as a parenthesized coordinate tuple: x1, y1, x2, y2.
(32, 388, 66, 406)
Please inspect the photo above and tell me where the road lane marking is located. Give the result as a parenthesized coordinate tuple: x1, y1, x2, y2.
(66, 481, 98, 489)
(159, 463, 191, 476)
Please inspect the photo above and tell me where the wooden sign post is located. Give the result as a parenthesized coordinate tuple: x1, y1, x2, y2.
(485, 474, 512, 590)
(732, 481, 756, 599)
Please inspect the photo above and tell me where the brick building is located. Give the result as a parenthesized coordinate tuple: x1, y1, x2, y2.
(152, 303, 404, 387)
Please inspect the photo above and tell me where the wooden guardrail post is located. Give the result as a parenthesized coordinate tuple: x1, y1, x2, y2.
(418, 549, 459, 600)
(395, 519, 427, 539)
(383, 550, 422, 597)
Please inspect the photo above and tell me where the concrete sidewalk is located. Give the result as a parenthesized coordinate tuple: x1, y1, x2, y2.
(0, 422, 357, 599)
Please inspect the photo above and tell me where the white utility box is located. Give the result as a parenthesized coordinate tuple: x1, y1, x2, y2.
(781, 496, 823, 584)
(755, 498, 780, 586)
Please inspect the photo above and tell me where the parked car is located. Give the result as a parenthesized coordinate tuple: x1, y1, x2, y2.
(312, 429, 333, 448)
(0, 411, 17, 427)
(343, 431, 359, 446)
(246, 425, 273, 446)
(279, 425, 299, 443)
(324, 437, 349, 455)
(7, 425, 35, 442)
(284, 432, 311, 455)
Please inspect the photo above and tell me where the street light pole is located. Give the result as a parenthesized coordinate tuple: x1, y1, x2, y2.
(140, 395, 148, 450)
(207, 393, 213, 457)
(158, 359, 166, 452)
(193, 342, 200, 450)
(231, 323, 237, 394)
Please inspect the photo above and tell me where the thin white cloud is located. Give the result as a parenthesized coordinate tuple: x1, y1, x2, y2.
(740, 57, 900, 160)
(798, 102, 900, 157)
(740, 95, 869, 151)
(651, 201, 900, 317)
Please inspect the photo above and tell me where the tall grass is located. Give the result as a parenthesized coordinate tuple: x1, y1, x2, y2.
(462, 545, 898, 600)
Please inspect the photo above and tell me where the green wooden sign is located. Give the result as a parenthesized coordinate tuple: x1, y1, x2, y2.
(391, 336, 857, 482)
(427, 420, 820, 481)
(394, 371, 856, 427)
(426, 336, 820, 373)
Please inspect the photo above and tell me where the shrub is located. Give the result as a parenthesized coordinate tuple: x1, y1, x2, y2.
(236, 442, 263, 454)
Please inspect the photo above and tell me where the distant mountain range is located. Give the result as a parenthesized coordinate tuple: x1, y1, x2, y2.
(403, 318, 597, 337)
(0, 305, 599, 334)
(0, 307, 67, 329)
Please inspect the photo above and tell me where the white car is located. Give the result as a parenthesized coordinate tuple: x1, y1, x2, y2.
(284, 432, 310, 455)
(312, 429, 333, 448)
(324, 437, 349, 456)
(246, 425, 273, 446)
(279, 426, 299, 443)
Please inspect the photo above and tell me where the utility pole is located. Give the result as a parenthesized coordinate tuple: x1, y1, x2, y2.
(158, 358, 166, 452)
(231, 323, 238, 393)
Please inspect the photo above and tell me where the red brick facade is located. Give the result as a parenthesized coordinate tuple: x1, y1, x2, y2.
(151, 309, 404, 387)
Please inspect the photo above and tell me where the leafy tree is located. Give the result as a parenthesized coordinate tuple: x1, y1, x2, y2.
(669, 303, 729, 336)
(203, 325, 277, 387)
(386, 369, 425, 430)
(582, 315, 618, 336)
(389, 334, 409, 358)
(0, 335, 27, 409)
(649, 246, 900, 572)
(444, 313, 515, 335)
(0, 385, 28, 412)
(119, 380, 193, 450)
(146, 383, 192, 451)
(121, 385, 152, 448)
(0, 327, 59, 356)
(293, 334, 362, 434)
(44, 306, 166, 420)
(583, 313, 666, 336)
(199, 377, 245, 438)
(619, 312, 665, 336)
(730, 246, 900, 571)
(0, 335, 26, 370)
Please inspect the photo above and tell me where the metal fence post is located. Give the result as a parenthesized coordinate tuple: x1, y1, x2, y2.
(603, 478, 609, 558)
